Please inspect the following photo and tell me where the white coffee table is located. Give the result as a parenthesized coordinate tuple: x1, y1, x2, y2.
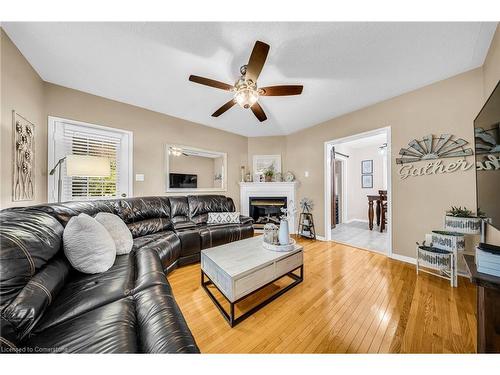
(201, 236, 303, 327)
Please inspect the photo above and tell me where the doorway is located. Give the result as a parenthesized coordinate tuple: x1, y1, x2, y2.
(324, 127, 392, 255)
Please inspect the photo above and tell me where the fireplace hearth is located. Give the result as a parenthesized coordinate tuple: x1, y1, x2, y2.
(249, 197, 287, 229)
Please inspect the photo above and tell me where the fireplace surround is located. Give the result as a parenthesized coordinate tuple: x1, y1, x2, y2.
(239, 182, 298, 233)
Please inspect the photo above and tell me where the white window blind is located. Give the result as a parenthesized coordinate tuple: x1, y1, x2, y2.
(62, 127, 121, 200)
(48, 118, 132, 203)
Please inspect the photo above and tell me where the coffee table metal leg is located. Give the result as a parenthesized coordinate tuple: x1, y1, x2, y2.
(201, 266, 303, 327)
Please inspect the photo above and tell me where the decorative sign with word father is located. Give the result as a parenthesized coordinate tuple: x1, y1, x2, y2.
(397, 134, 474, 180)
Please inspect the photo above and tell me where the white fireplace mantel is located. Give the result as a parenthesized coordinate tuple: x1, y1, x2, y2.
(239, 182, 299, 233)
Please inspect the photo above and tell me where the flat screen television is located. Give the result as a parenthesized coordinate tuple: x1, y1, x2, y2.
(169, 173, 197, 189)
(474, 80, 500, 230)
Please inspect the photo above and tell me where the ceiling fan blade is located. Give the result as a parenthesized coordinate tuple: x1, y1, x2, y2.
(245, 41, 270, 83)
(189, 75, 233, 91)
(250, 102, 267, 122)
(260, 85, 303, 96)
(212, 99, 236, 117)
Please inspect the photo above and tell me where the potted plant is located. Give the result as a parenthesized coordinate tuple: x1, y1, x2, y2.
(264, 166, 275, 182)
(444, 206, 482, 235)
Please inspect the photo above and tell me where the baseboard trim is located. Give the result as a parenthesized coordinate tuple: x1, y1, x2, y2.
(316, 235, 326, 241)
(390, 253, 416, 265)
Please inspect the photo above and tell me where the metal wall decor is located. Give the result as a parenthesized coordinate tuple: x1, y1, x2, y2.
(12, 110, 35, 201)
(475, 125, 500, 155)
(396, 134, 473, 165)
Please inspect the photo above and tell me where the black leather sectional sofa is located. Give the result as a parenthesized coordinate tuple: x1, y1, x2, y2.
(0, 195, 253, 353)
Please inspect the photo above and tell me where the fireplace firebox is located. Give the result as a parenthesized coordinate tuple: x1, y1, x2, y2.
(249, 197, 287, 230)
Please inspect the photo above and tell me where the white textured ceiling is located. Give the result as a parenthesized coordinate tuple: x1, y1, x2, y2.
(2, 22, 497, 137)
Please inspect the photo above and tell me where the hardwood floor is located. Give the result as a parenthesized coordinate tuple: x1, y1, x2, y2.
(168, 237, 477, 353)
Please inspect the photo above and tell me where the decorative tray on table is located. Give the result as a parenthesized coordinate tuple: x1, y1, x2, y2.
(262, 238, 297, 252)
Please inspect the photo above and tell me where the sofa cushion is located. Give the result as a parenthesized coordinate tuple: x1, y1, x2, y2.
(135, 284, 199, 353)
(127, 218, 171, 238)
(188, 195, 234, 225)
(119, 197, 171, 237)
(30, 199, 121, 227)
(95, 212, 133, 255)
(134, 247, 170, 292)
(200, 223, 245, 249)
(0, 209, 64, 310)
(174, 228, 202, 258)
(63, 213, 116, 274)
(169, 196, 189, 218)
(28, 297, 137, 353)
(1, 317, 21, 352)
(2, 257, 71, 340)
(134, 231, 181, 272)
(32, 253, 135, 333)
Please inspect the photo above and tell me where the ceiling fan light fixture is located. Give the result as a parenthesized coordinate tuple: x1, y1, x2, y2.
(234, 88, 259, 109)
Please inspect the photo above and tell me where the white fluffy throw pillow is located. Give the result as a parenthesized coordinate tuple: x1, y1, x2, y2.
(94, 212, 133, 255)
(63, 213, 116, 274)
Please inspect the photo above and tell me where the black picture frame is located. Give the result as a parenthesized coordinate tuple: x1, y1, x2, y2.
(361, 174, 373, 188)
(361, 160, 373, 174)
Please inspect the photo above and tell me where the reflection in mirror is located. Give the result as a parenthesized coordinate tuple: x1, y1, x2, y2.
(165, 145, 226, 192)
(474, 81, 500, 230)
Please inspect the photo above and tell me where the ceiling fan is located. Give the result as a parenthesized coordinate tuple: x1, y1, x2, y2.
(188, 41, 303, 122)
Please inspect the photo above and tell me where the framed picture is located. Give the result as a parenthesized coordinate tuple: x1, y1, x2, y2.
(253, 155, 282, 176)
(361, 174, 373, 189)
(361, 160, 373, 174)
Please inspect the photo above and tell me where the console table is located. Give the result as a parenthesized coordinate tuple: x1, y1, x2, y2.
(367, 195, 382, 230)
(464, 254, 500, 353)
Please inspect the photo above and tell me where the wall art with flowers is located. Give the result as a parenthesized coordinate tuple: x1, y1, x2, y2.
(12, 110, 35, 201)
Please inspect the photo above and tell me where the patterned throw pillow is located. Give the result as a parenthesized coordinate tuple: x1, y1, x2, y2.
(207, 212, 240, 225)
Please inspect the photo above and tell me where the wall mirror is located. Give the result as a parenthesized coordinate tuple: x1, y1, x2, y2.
(165, 144, 227, 192)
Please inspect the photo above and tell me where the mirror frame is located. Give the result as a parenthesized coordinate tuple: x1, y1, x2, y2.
(164, 144, 227, 193)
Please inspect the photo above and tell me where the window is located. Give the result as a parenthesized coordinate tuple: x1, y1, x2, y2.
(48, 117, 133, 202)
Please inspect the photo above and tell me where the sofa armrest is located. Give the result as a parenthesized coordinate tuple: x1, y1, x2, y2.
(239, 215, 254, 225)
(172, 220, 197, 230)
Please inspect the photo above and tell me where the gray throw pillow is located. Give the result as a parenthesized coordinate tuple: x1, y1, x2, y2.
(94, 212, 133, 255)
(63, 213, 116, 274)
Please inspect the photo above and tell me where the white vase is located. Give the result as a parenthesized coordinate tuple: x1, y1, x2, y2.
(279, 219, 290, 245)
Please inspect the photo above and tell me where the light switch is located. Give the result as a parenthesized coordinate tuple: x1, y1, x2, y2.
(135, 174, 145, 182)
(304, 171, 309, 177)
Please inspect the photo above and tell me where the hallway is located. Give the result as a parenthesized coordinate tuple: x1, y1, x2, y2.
(331, 221, 389, 253)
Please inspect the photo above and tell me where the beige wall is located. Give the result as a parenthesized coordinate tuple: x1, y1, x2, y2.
(247, 136, 287, 175)
(286, 68, 484, 258)
(483, 25, 500, 246)
(1, 29, 46, 207)
(43, 83, 248, 208)
(344, 144, 386, 222)
(0, 28, 248, 209)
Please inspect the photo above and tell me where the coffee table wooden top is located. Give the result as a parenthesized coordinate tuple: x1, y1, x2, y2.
(201, 236, 302, 278)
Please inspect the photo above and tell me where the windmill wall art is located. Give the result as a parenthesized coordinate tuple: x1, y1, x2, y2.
(396, 134, 473, 165)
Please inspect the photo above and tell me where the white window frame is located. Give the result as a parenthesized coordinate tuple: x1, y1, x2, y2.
(47, 116, 133, 203)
